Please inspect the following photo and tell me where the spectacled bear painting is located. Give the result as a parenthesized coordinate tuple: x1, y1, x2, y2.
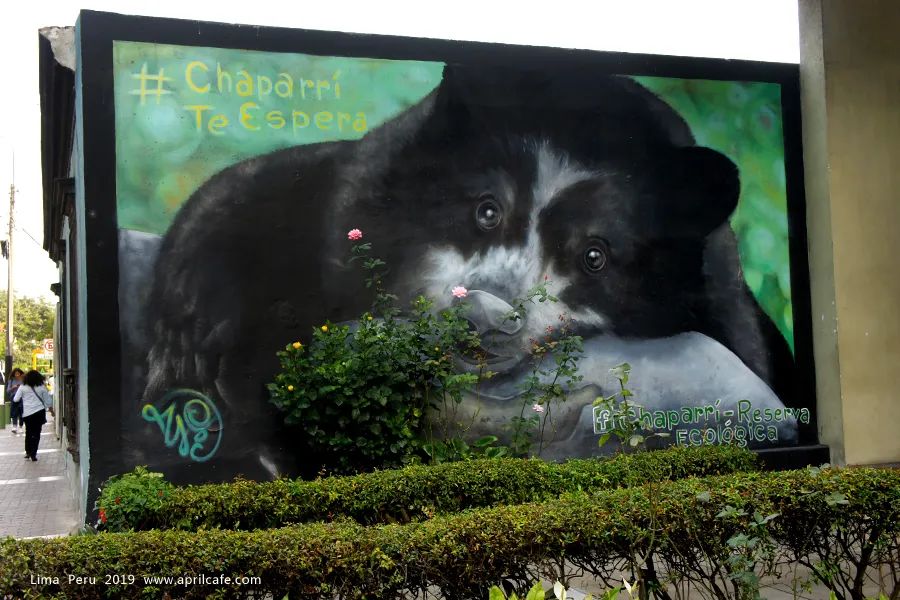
(113, 41, 808, 481)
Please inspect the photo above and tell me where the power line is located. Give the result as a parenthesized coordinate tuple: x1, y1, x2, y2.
(14, 224, 43, 249)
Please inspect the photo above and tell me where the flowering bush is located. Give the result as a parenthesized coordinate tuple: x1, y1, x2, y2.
(269, 227, 590, 470)
(94, 466, 173, 531)
(269, 306, 482, 471)
(506, 285, 584, 456)
(269, 229, 490, 472)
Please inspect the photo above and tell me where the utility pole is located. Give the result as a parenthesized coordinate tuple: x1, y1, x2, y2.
(5, 154, 14, 378)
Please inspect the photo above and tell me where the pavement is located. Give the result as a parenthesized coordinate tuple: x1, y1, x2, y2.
(0, 412, 80, 539)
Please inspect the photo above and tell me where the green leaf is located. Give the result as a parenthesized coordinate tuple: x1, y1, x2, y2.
(696, 491, 711, 503)
(485, 446, 510, 458)
(489, 586, 507, 600)
(727, 533, 752, 548)
(755, 511, 780, 524)
(473, 435, 499, 448)
(527, 582, 547, 600)
(824, 492, 849, 506)
(716, 505, 748, 519)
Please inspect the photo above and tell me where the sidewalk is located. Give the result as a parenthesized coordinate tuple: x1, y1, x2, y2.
(0, 413, 80, 539)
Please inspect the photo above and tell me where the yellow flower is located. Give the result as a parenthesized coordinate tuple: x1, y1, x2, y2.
(287, 385, 294, 391)
(292, 341, 302, 349)
(367, 315, 373, 321)
(435, 347, 440, 352)
(321, 325, 329, 332)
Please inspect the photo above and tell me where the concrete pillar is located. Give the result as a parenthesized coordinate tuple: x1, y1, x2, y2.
(799, 0, 900, 466)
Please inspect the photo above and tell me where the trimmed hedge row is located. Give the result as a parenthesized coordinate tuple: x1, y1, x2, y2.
(3, 467, 897, 599)
(99, 445, 758, 531)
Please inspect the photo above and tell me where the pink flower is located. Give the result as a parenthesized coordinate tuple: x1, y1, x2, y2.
(451, 286, 468, 299)
(546, 325, 554, 334)
(532, 403, 545, 414)
(347, 228, 363, 241)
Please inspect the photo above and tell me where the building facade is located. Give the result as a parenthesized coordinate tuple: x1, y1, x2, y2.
(40, 6, 897, 522)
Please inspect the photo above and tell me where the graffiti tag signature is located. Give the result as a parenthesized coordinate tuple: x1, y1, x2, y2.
(141, 389, 223, 462)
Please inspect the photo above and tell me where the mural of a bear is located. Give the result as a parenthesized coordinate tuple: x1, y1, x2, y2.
(136, 64, 799, 477)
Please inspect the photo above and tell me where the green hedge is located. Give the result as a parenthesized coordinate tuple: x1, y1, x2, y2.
(2, 467, 897, 600)
(98, 445, 758, 531)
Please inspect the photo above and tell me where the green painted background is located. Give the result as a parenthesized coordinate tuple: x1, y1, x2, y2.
(113, 41, 444, 233)
(113, 42, 792, 349)
(635, 77, 792, 349)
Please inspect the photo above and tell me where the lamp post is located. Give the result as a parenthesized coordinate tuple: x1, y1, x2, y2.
(4, 150, 13, 378)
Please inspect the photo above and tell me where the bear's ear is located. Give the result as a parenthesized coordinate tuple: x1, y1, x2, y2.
(425, 64, 511, 137)
(438, 64, 526, 109)
(427, 64, 542, 136)
(648, 146, 740, 238)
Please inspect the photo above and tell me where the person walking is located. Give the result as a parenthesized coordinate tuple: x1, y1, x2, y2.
(13, 370, 53, 461)
(6, 368, 25, 434)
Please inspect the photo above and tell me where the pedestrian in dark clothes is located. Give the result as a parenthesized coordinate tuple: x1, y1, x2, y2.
(6, 368, 25, 433)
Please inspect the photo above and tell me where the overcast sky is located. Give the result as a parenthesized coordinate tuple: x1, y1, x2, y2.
(0, 0, 800, 301)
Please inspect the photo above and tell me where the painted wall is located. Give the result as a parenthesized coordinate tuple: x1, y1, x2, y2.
(75, 11, 817, 488)
(800, 0, 900, 466)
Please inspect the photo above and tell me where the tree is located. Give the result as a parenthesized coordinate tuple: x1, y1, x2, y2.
(0, 292, 56, 373)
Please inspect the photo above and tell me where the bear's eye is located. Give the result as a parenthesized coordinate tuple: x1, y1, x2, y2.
(475, 196, 502, 231)
(583, 246, 607, 272)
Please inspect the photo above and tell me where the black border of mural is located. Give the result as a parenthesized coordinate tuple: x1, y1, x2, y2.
(77, 9, 819, 511)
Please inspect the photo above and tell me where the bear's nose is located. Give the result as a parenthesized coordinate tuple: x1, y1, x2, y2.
(458, 290, 523, 335)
